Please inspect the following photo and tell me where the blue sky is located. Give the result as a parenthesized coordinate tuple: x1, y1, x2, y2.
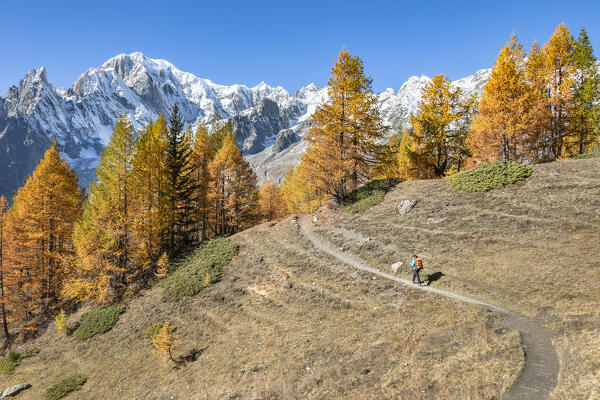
(1, 0, 599, 94)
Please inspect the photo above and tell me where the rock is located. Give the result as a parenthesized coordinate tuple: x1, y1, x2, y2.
(1, 384, 31, 398)
(398, 200, 417, 215)
(391, 261, 403, 273)
(312, 215, 318, 223)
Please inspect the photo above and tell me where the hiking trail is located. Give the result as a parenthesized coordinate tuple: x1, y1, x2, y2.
(298, 214, 559, 400)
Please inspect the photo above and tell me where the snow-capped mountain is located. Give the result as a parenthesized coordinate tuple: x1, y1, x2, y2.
(0, 52, 491, 196)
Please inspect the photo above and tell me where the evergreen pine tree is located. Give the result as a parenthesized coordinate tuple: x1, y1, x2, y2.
(569, 27, 600, 154)
(164, 105, 195, 257)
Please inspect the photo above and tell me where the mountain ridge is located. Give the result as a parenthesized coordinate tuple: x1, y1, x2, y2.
(0, 52, 491, 197)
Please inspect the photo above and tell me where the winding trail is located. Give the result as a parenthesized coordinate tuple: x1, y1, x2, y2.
(298, 214, 559, 400)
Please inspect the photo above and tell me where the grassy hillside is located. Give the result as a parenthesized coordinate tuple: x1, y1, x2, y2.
(0, 223, 521, 398)
(2, 157, 596, 399)
(316, 157, 600, 400)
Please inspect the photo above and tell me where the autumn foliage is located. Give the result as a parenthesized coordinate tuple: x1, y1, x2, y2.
(2, 143, 82, 337)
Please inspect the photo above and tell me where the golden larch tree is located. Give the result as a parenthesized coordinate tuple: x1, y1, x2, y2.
(64, 114, 136, 304)
(3, 143, 82, 336)
(544, 23, 576, 158)
(208, 133, 258, 235)
(302, 49, 385, 203)
(130, 116, 169, 270)
(151, 322, 178, 362)
(280, 164, 327, 214)
(399, 74, 474, 179)
(258, 179, 287, 222)
(0, 195, 10, 338)
(191, 124, 213, 241)
(469, 33, 530, 164)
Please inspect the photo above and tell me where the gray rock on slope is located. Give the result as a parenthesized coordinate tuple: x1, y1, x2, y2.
(1, 383, 31, 398)
(398, 200, 417, 215)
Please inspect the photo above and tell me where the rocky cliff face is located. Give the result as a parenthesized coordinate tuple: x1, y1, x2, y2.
(0, 52, 492, 197)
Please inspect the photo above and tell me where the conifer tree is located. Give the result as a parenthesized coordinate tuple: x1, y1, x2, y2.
(164, 105, 195, 256)
(130, 116, 169, 269)
(569, 27, 600, 154)
(280, 164, 326, 214)
(65, 114, 135, 304)
(208, 133, 258, 235)
(191, 124, 213, 241)
(0, 196, 10, 338)
(258, 179, 287, 222)
(154, 253, 169, 279)
(523, 41, 552, 161)
(302, 49, 385, 203)
(469, 33, 530, 164)
(3, 143, 82, 334)
(544, 23, 576, 158)
(399, 74, 474, 178)
(374, 130, 404, 179)
(151, 322, 178, 362)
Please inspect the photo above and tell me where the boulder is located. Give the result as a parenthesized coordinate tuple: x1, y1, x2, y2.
(1, 384, 31, 398)
(398, 200, 417, 215)
(391, 261, 403, 273)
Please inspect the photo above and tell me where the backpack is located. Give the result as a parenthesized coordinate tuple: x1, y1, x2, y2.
(416, 258, 423, 270)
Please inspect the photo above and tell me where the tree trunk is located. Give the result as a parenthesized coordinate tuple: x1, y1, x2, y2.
(579, 114, 584, 154)
(502, 133, 509, 162)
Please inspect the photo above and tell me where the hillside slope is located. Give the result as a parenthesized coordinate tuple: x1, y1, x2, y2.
(314, 157, 600, 400)
(1, 158, 597, 399)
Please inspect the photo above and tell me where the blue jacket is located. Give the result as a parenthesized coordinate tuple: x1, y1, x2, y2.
(411, 258, 417, 270)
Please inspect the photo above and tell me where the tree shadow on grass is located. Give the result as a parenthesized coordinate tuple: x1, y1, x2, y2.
(173, 346, 208, 368)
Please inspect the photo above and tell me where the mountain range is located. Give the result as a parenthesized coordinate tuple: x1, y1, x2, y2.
(0, 52, 492, 197)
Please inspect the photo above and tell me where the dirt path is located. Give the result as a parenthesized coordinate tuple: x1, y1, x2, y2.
(298, 214, 559, 400)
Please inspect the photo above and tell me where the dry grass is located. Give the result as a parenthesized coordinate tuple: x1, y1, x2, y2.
(316, 157, 600, 400)
(0, 217, 520, 399)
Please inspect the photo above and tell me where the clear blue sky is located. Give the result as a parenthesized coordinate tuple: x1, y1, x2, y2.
(1, 0, 599, 94)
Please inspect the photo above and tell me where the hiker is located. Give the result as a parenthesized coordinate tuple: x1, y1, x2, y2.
(411, 254, 423, 285)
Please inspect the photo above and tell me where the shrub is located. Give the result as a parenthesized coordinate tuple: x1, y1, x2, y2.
(160, 237, 238, 302)
(72, 305, 125, 340)
(151, 322, 178, 362)
(144, 322, 177, 340)
(449, 161, 532, 192)
(44, 374, 87, 400)
(569, 150, 600, 159)
(0, 348, 40, 375)
(55, 310, 71, 335)
(345, 178, 402, 213)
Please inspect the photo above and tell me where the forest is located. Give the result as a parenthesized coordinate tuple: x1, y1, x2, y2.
(0, 22, 598, 340)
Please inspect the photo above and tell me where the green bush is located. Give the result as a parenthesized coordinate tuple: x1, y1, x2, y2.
(144, 322, 177, 339)
(0, 348, 40, 375)
(72, 305, 125, 340)
(345, 178, 402, 213)
(160, 237, 238, 302)
(569, 150, 600, 159)
(44, 374, 87, 400)
(449, 161, 532, 192)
